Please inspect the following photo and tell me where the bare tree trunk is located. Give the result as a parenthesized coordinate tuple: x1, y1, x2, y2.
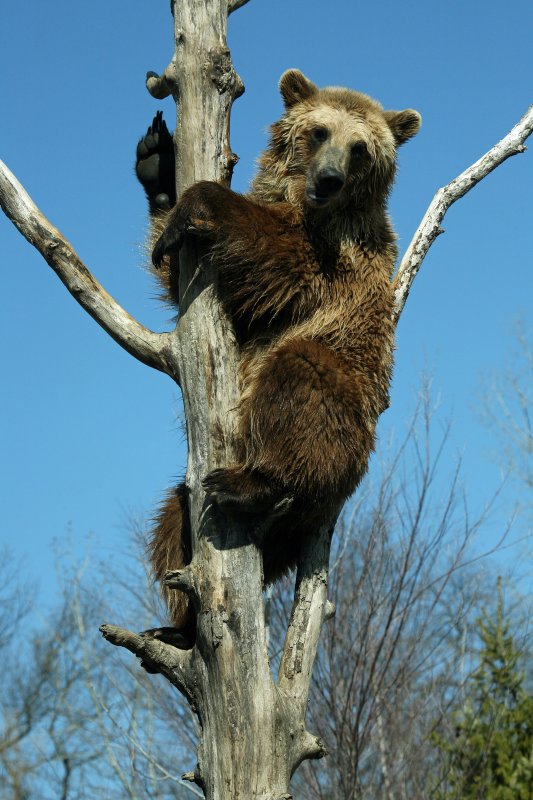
(106, 2, 329, 797)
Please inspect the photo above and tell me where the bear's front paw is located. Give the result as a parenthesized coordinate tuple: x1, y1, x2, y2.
(152, 216, 188, 268)
(152, 186, 220, 268)
(136, 110, 176, 210)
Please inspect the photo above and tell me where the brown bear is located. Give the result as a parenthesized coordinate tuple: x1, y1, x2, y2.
(136, 70, 421, 642)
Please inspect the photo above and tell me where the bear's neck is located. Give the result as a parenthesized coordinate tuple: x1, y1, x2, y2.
(250, 172, 392, 249)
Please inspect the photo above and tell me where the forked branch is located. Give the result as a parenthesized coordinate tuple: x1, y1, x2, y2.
(393, 103, 533, 323)
(228, 0, 251, 14)
(0, 159, 178, 380)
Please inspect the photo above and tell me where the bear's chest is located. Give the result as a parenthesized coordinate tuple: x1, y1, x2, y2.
(305, 241, 389, 310)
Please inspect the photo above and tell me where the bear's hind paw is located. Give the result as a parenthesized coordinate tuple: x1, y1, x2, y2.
(202, 468, 247, 508)
(203, 466, 284, 514)
(138, 625, 194, 672)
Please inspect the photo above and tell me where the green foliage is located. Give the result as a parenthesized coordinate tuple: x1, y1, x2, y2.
(431, 579, 533, 799)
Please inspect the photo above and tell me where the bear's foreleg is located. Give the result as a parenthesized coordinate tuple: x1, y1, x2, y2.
(152, 181, 318, 321)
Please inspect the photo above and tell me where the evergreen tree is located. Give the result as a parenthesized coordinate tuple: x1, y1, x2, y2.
(432, 579, 533, 799)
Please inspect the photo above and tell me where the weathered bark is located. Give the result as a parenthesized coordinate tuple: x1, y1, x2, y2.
(1, 1, 532, 797)
(123, 2, 330, 796)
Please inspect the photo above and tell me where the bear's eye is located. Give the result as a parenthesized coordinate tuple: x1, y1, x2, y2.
(311, 127, 329, 144)
(351, 140, 367, 159)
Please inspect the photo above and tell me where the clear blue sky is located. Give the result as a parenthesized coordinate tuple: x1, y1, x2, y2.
(1, 0, 531, 606)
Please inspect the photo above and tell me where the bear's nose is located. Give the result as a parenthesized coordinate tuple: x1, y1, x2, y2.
(314, 169, 345, 199)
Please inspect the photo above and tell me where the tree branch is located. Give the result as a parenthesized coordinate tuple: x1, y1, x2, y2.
(99, 624, 194, 699)
(0, 159, 179, 380)
(164, 565, 200, 602)
(278, 523, 334, 714)
(146, 69, 175, 101)
(228, 0, 251, 14)
(393, 103, 533, 324)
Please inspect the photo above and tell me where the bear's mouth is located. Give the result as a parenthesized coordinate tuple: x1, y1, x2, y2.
(306, 191, 331, 207)
(306, 170, 345, 207)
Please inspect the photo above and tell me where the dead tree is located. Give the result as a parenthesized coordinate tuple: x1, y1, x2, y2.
(0, 1, 531, 797)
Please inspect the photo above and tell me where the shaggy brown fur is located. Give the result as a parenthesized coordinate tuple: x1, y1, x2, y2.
(140, 70, 421, 637)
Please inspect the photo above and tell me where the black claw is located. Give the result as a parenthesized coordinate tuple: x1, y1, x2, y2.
(152, 226, 183, 268)
(160, 120, 171, 144)
(152, 238, 167, 269)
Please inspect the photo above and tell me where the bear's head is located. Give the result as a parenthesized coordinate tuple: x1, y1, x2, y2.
(253, 69, 421, 214)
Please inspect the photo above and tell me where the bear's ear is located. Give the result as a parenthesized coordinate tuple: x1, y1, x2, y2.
(279, 69, 318, 108)
(383, 109, 422, 145)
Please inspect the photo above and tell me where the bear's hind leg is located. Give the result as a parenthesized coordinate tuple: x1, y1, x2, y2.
(145, 483, 196, 647)
(204, 337, 374, 519)
(244, 337, 374, 502)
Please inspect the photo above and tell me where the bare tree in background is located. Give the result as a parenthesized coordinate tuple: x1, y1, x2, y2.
(481, 326, 533, 501)
(0, 554, 108, 800)
(0, 547, 198, 799)
(274, 389, 514, 799)
(1, 388, 527, 799)
(1, 0, 532, 795)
